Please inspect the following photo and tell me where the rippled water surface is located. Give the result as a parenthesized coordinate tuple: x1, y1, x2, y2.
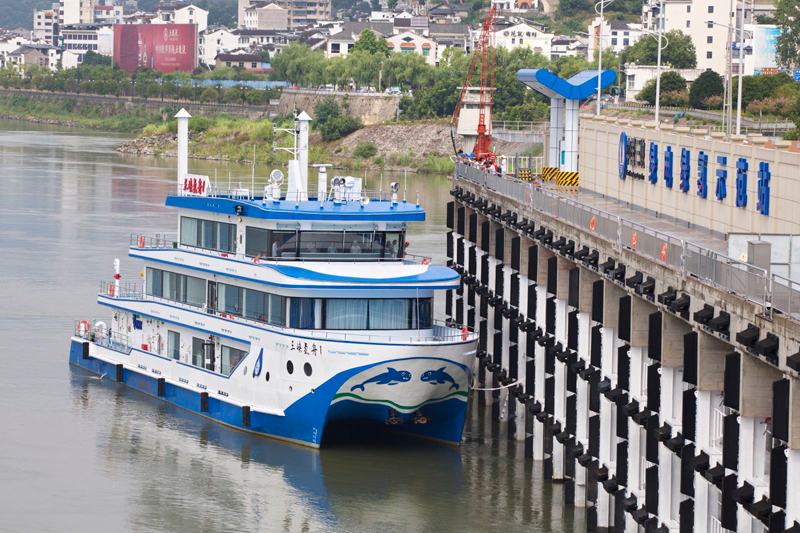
(0, 120, 584, 533)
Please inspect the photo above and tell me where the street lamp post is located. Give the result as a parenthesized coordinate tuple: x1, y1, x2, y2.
(708, 19, 753, 136)
(654, 0, 665, 128)
(595, 0, 615, 116)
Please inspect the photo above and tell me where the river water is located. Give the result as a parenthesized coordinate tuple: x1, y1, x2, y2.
(0, 120, 584, 533)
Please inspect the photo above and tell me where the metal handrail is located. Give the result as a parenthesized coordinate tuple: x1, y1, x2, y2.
(74, 320, 133, 354)
(454, 161, 773, 313)
(130, 233, 434, 265)
(771, 273, 800, 320)
(97, 285, 477, 344)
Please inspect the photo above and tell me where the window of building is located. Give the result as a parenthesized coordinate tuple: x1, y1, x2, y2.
(221, 345, 246, 375)
(686, 20, 690, 28)
(707, 36, 713, 43)
(623, 31, 629, 36)
(251, 62, 257, 68)
(422, 47, 430, 57)
(687, 5, 691, 12)
(331, 42, 340, 53)
(180, 216, 236, 253)
(707, 51, 713, 59)
(146, 267, 206, 307)
(708, 5, 713, 12)
(168, 331, 180, 360)
(708, 22, 714, 28)
(623, 38, 629, 46)
(611, 31, 618, 36)
(611, 38, 618, 45)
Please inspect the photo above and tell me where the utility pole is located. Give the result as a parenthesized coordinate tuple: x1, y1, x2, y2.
(735, 0, 746, 134)
(654, 0, 664, 128)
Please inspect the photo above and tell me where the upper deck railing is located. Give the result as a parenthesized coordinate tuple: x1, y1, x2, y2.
(130, 234, 435, 266)
(455, 161, 776, 316)
(99, 281, 477, 345)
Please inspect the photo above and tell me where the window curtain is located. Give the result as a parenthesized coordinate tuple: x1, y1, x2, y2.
(168, 331, 180, 360)
(185, 276, 205, 307)
(268, 294, 284, 326)
(218, 284, 242, 316)
(244, 289, 266, 322)
(221, 346, 246, 376)
(415, 298, 432, 329)
(180, 217, 198, 247)
(146, 267, 162, 297)
(369, 299, 410, 329)
(325, 299, 368, 329)
(290, 298, 317, 329)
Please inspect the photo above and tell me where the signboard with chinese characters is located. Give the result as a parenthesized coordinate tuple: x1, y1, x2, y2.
(113, 24, 197, 74)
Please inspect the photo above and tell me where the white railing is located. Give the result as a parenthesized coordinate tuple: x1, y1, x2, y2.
(771, 273, 800, 321)
(454, 162, 774, 314)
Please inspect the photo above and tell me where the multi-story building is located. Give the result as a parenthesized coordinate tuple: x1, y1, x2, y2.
(238, 0, 331, 30)
(198, 26, 239, 66)
(427, 1, 470, 23)
(33, 4, 61, 44)
(6, 43, 60, 71)
(490, 0, 536, 13)
(243, 2, 289, 31)
(588, 18, 643, 58)
(550, 36, 587, 60)
(154, 4, 208, 33)
(428, 23, 470, 61)
(0, 34, 35, 68)
(324, 21, 392, 58)
(93, 4, 124, 24)
(493, 22, 553, 57)
(642, 0, 733, 73)
(60, 23, 114, 64)
(386, 30, 437, 65)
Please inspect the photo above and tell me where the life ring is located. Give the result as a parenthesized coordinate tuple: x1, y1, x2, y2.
(138, 235, 145, 248)
(79, 320, 91, 336)
(253, 256, 260, 264)
(108, 284, 115, 297)
(461, 326, 469, 341)
(421, 258, 430, 265)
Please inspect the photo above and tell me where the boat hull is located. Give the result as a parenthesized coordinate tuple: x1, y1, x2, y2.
(69, 338, 473, 447)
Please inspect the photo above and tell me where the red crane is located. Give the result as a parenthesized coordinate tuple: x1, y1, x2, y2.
(451, 6, 496, 158)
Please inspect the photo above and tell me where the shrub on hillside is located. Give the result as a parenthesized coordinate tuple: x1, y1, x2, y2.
(637, 71, 688, 105)
(702, 95, 723, 110)
(320, 114, 362, 141)
(200, 87, 218, 103)
(660, 90, 689, 107)
(353, 141, 377, 159)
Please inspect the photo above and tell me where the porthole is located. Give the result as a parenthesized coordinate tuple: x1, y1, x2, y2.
(304, 363, 312, 376)
(265, 371, 270, 382)
(287, 360, 294, 374)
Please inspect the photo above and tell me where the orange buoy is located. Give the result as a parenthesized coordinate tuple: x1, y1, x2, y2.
(590, 216, 595, 232)
(461, 327, 469, 341)
(632, 232, 637, 249)
(661, 243, 667, 262)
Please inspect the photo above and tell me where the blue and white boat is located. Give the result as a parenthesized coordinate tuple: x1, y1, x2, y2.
(69, 109, 477, 447)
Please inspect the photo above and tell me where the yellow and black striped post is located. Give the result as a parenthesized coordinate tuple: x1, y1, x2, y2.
(542, 167, 559, 182)
(555, 171, 579, 192)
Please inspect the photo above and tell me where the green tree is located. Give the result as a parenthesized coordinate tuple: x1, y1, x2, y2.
(353, 141, 378, 158)
(775, 0, 800, 68)
(245, 87, 266, 105)
(178, 86, 195, 100)
(619, 30, 697, 69)
(222, 88, 243, 103)
(82, 51, 111, 66)
(314, 97, 341, 124)
(556, 0, 591, 18)
(637, 71, 688, 105)
(689, 71, 724, 109)
(200, 87, 219, 102)
(353, 28, 389, 56)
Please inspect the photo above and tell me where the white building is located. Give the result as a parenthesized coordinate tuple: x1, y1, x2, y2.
(642, 0, 732, 73)
(198, 27, 240, 66)
(154, 4, 208, 33)
(60, 23, 114, 64)
(238, 0, 332, 30)
(624, 64, 705, 102)
(324, 22, 392, 59)
(490, 0, 535, 13)
(0, 34, 34, 68)
(243, 2, 288, 31)
(550, 36, 587, 60)
(493, 22, 553, 57)
(386, 30, 437, 65)
(60, 0, 83, 25)
(33, 4, 60, 44)
(588, 18, 643, 58)
(93, 4, 124, 24)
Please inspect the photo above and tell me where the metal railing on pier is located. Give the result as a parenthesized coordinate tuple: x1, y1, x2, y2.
(74, 320, 132, 354)
(454, 161, 775, 315)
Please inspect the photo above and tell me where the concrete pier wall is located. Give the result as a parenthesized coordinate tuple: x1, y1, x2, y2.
(447, 163, 800, 532)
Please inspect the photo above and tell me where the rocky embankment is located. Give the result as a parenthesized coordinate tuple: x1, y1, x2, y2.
(116, 121, 540, 171)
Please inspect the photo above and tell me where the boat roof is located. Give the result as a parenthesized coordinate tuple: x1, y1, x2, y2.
(166, 195, 426, 222)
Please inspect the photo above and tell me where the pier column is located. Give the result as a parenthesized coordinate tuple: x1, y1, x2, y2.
(549, 97, 564, 169)
(574, 267, 598, 508)
(533, 246, 554, 462)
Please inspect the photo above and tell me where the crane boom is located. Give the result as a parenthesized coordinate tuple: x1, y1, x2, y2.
(450, 6, 496, 157)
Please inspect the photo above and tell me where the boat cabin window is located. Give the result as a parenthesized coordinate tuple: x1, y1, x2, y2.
(181, 216, 236, 253)
(288, 297, 432, 330)
(146, 267, 206, 307)
(217, 282, 286, 326)
(221, 345, 247, 376)
(244, 228, 405, 260)
(192, 337, 214, 371)
(168, 331, 180, 360)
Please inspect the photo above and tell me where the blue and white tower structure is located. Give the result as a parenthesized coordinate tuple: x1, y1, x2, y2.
(517, 69, 616, 180)
(69, 108, 478, 448)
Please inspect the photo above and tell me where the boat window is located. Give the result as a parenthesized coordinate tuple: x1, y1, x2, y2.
(382, 231, 405, 259)
(324, 299, 368, 329)
(217, 283, 242, 316)
(180, 216, 236, 253)
(274, 230, 298, 258)
(146, 267, 205, 307)
(168, 331, 180, 360)
(217, 282, 286, 326)
(221, 345, 247, 376)
(245, 226, 270, 257)
(289, 297, 320, 329)
(288, 297, 433, 330)
(346, 232, 380, 258)
(299, 231, 345, 257)
(192, 337, 214, 371)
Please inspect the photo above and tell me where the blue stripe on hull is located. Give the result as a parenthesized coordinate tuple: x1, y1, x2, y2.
(69, 340, 469, 447)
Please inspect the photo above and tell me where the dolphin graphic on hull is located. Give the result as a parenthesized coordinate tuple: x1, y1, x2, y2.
(350, 367, 412, 392)
(420, 367, 459, 390)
